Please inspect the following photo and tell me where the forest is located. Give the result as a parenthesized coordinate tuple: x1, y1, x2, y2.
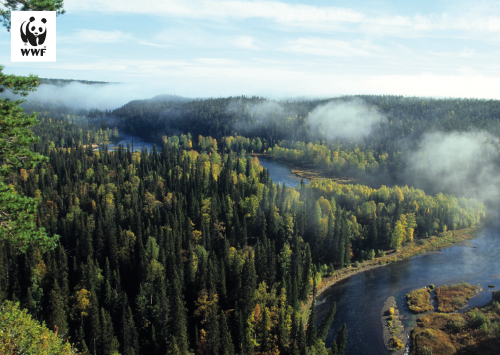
(0, 92, 490, 354)
(107, 95, 500, 198)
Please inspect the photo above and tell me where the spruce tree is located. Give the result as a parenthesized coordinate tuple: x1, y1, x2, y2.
(317, 301, 336, 341)
(305, 278, 317, 347)
(48, 280, 68, 336)
(335, 323, 347, 355)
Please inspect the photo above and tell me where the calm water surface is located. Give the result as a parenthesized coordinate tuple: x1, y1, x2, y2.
(259, 153, 500, 355)
(257, 156, 310, 189)
(110, 133, 159, 152)
(316, 224, 500, 355)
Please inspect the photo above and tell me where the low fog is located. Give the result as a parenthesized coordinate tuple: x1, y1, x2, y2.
(308, 98, 387, 141)
(2, 82, 177, 110)
(227, 100, 284, 121)
(403, 131, 500, 206)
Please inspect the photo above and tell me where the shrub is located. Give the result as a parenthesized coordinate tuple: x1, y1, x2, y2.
(377, 250, 386, 257)
(368, 249, 375, 260)
(407, 288, 433, 313)
(480, 322, 489, 333)
(469, 311, 487, 329)
(389, 336, 404, 350)
(319, 264, 328, 276)
(447, 316, 466, 333)
(422, 329, 435, 339)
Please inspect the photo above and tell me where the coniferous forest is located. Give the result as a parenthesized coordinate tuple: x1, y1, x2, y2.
(0, 91, 492, 355)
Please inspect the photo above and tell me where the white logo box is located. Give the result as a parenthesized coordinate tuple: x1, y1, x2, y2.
(11, 11, 56, 62)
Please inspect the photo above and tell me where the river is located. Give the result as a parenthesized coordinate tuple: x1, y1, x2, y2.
(111, 134, 500, 354)
(256, 156, 310, 189)
(316, 224, 500, 355)
(258, 155, 500, 354)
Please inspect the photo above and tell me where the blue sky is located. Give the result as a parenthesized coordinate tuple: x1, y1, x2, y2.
(1, 0, 500, 103)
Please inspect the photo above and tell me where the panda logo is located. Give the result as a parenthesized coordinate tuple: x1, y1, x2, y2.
(20, 16, 47, 46)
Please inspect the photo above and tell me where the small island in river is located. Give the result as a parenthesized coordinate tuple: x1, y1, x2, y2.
(410, 284, 500, 355)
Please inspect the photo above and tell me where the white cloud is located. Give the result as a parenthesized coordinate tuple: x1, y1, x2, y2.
(281, 38, 381, 57)
(65, 0, 363, 22)
(138, 41, 169, 48)
(232, 36, 260, 50)
(40, 55, 500, 99)
(65, 0, 364, 29)
(64, 0, 500, 37)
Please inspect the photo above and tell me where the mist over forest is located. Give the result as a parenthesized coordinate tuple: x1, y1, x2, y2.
(2, 78, 500, 355)
(8, 81, 500, 205)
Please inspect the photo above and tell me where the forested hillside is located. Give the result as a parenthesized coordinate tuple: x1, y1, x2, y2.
(0, 106, 487, 354)
(111, 95, 500, 147)
(109, 96, 500, 197)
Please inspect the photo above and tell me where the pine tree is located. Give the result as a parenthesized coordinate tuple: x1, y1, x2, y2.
(0, 1, 64, 251)
(0, 68, 57, 252)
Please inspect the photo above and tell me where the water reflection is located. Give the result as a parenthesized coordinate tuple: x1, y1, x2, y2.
(257, 156, 310, 189)
(109, 133, 159, 152)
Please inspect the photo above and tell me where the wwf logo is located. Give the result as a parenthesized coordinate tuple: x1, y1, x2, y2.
(20, 16, 47, 46)
(11, 11, 56, 62)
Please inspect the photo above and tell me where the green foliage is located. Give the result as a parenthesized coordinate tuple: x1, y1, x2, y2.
(0, 0, 65, 31)
(0, 300, 78, 354)
(447, 316, 466, 333)
(317, 302, 336, 341)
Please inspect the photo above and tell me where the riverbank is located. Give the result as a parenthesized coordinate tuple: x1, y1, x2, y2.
(315, 227, 481, 301)
(253, 154, 358, 185)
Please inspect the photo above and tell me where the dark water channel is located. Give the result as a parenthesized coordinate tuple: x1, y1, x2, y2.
(109, 133, 159, 153)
